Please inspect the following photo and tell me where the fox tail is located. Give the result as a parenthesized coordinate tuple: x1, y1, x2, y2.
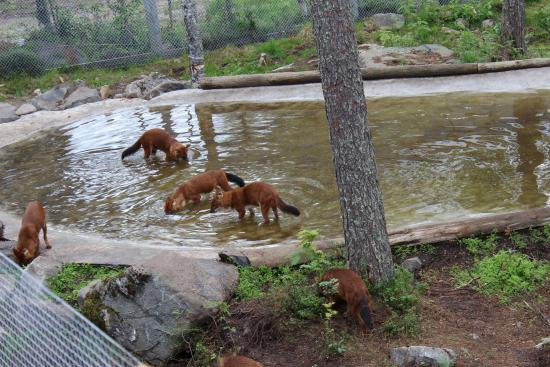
(225, 172, 245, 187)
(121, 139, 141, 160)
(277, 198, 300, 216)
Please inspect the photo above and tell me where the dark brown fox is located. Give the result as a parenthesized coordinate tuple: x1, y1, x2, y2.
(210, 181, 300, 223)
(217, 355, 262, 367)
(121, 128, 190, 161)
(13, 201, 51, 265)
(320, 268, 374, 334)
(164, 170, 245, 214)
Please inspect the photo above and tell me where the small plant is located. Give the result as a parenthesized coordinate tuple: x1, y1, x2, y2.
(544, 224, 550, 242)
(510, 232, 528, 249)
(321, 301, 347, 356)
(452, 250, 550, 303)
(460, 230, 498, 256)
(529, 227, 546, 245)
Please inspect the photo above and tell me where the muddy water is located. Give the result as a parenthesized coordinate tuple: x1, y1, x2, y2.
(1, 92, 549, 247)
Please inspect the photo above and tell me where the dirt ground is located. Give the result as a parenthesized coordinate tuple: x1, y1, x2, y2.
(182, 236, 550, 367)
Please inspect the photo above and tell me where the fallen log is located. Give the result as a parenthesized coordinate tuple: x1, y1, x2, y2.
(200, 58, 550, 89)
(224, 207, 550, 267)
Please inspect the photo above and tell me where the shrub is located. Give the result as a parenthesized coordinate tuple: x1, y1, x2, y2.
(0, 49, 46, 77)
(460, 231, 498, 256)
(452, 250, 550, 303)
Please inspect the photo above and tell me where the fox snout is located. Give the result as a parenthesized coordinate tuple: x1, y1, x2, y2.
(210, 207, 217, 213)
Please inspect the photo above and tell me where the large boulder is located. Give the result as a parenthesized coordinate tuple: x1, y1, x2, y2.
(60, 86, 101, 109)
(30, 82, 75, 111)
(15, 103, 38, 116)
(77, 254, 238, 365)
(390, 346, 456, 367)
(121, 72, 191, 100)
(370, 13, 405, 30)
(0, 102, 18, 123)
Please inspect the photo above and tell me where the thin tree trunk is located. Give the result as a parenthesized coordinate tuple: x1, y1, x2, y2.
(297, 0, 309, 17)
(310, 0, 394, 281)
(36, 0, 51, 27)
(501, 0, 526, 60)
(350, 0, 359, 20)
(167, 0, 174, 29)
(143, 0, 163, 54)
(182, 0, 205, 87)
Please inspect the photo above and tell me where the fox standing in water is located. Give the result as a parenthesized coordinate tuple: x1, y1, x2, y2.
(13, 201, 52, 265)
(164, 170, 245, 214)
(320, 268, 374, 334)
(210, 181, 300, 223)
(217, 355, 262, 367)
(121, 128, 190, 161)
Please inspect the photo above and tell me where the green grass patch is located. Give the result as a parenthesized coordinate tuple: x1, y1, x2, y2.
(460, 230, 499, 256)
(47, 263, 126, 307)
(452, 250, 550, 303)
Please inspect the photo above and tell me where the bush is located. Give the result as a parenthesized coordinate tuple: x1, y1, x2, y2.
(452, 250, 550, 303)
(0, 49, 46, 77)
(460, 231, 498, 256)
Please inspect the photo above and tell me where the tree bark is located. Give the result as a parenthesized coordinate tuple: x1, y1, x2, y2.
(36, 0, 51, 27)
(297, 0, 309, 17)
(167, 0, 174, 29)
(182, 0, 205, 87)
(143, 0, 163, 54)
(501, 0, 526, 60)
(350, 0, 359, 20)
(309, 0, 394, 281)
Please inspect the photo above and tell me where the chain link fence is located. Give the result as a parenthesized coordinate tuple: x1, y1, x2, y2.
(0, 0, 405, 74)
(0, 252, 143, 367)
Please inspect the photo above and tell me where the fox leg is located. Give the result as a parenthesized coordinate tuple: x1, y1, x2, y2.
(272, 206, 279, 221)
(151, 147, 158, 155)
(238, 208, 246, 219)
(43, 224, 51, 249)
(248, 208, 255, 217)
(143, 144, 152, 158)
(261, 205, 270, 223)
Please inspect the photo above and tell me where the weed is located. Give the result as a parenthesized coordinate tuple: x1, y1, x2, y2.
(452, 250, 550, 303)
(460, 230, 498, 256)
(510, 232, 528, 250)
(544, 224, 550, 242)
(47, 263, 126, 307)
(529, 227, 547, 245)
(322, 301, 348, 356)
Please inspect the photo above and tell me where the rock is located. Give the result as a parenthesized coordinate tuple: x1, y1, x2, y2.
(124, 83, 142, 99)
(390, 346, 456, 367)
(144, 80, 192, 99)
(99, 85, 111, 100)
(78, 255, 238, 365)
(272, 63, 298, 73)
(401, 257, 422, 273)
(469, 333, 480, 340)
(30, 82, 74, 111)
(536, 337, 550, 350)
(370, 13, 405, 30)
(15, 103, 38, 116)
(60, 86, 101, 109)
(482, 19, 495, 28)
(0, 102, 18, 123)
(441, 27, 460, 34)
(358, 43, 455, 68)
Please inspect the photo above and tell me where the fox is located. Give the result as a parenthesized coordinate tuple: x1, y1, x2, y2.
(217, 355, 262, 367)
(320, 268, 374, 334)
(210, 181, 300, 223)
(13, 201, 52, 265)
(164, 170, 245, 214)
(121, 128, 190, 161)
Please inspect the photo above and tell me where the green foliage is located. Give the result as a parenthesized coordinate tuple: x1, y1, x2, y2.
(47, 263, 126, 307)
(322, 300, 348, 356)
(455, 29, 500, 63)
(371, 267, 424, 336)
(393, 244, 437, 261)
(510, 232, 528, 250)
(452, 250, 550, 303)
(0, 49, 46, 78)
(460, 231, 498, 256)
(544, 224, 550, 242)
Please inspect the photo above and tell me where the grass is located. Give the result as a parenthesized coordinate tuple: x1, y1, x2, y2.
(46, 263, 126, 307)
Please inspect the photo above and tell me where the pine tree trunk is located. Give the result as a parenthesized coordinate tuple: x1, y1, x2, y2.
(501, 0, 526, 60)
(143, 0, 163, 54)
(168, 0, 174, 29)
(182, 0, 205, 87)
(309, 0, 394, 281)
(36, 0, 51, 27)
(350, 0, 359, 20)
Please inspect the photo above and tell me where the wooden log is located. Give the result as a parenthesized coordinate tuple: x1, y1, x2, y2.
(478, 58, 550, 73)
(200, 59, 550, 89)
(225, 207, 550, 267)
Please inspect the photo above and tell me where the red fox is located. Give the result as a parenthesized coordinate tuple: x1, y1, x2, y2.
(210, 181, 300, 223)
(13, 201, 51, 265)
(320, 268, 374, 334)
(121, 128, 190, 161)
(164, 170, 245, 214)
(217, 355, 262, 367)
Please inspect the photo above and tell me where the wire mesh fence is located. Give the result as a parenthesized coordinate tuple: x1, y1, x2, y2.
(0, 0, 407, 74)
(0, 252, 142, 367)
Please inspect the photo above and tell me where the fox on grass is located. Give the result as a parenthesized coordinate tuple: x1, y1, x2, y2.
(13, 201, 52, 265)
(210, 181, 300, 223)
(164, 170, 245, 214)
(121, 128, 190, 162)
(320, 268, 374, 334)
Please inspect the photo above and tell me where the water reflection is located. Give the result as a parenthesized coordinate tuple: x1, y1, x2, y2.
(0, 92, 549, 247)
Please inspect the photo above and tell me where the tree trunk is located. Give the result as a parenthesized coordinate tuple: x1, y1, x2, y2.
(501, 0, 526, 60)
(309, 0, 394, 281)
(36, 0, 51, 27)
(143, 0, 163, 54)
(167, 0, 174, 29)
(350, 0, 359, 20)
(297, 0, 309, 17)
(182, 0, 205, 87)
(225, 0, 235, 23)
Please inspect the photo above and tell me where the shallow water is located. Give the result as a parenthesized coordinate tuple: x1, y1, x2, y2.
(1, 92, 550, 247)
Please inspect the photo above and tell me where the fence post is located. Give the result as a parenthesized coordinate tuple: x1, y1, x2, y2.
(182, 0, 205, 87)
(143, 0, 163, 54)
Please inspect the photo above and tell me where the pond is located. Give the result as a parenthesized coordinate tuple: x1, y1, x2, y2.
(1, 91, 549, 247)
